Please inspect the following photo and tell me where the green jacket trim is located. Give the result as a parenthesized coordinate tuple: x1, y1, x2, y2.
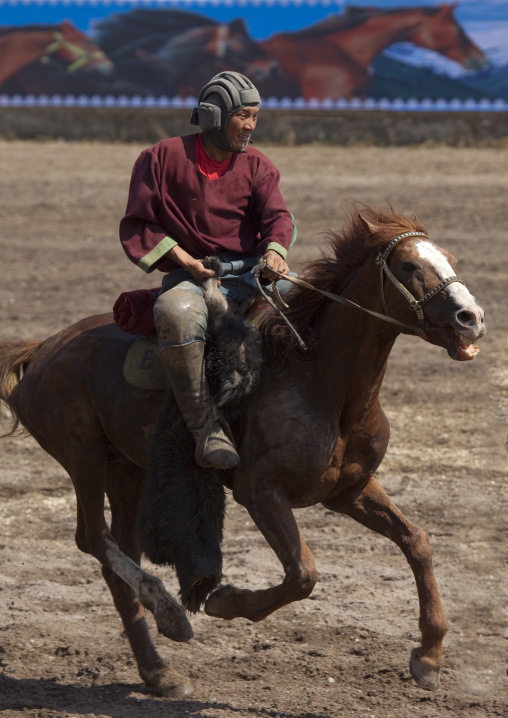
(266, 214, 297, 260)
(137, 236, 178, 273)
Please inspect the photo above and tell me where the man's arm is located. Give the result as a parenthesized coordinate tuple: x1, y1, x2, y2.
(120, 148, 180, 273)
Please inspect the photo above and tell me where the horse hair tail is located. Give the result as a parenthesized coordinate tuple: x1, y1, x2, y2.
(0, 340, 42, 436)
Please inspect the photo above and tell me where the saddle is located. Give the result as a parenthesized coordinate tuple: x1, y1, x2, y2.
(123, 335, 166, 392)
(120, 287, 267, 393)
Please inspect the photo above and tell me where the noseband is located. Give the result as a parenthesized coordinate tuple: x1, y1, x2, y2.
(376, 231, 465, 329)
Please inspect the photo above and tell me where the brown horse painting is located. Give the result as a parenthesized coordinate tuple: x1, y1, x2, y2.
(92, 8, 277, 99)
(0, 20, 112, 90)
(0, 207, 485, 697)
(261, 4, 487, 100)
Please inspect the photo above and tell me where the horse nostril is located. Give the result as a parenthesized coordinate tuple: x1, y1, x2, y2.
(456, 309, 478, 327)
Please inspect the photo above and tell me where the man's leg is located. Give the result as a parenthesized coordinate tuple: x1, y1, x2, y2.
(153, 282, 240, 471)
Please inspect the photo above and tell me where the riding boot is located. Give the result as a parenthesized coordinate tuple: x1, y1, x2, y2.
(159, 342, 240, 470)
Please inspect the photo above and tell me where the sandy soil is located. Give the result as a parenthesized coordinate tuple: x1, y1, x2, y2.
(0, 140, 506, 718)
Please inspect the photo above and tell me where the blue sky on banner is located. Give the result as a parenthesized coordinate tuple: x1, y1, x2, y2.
(1, 1, 507, 45)
(1, 0, 507, 86)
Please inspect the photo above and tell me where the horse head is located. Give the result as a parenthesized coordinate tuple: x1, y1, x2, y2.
(57, 19, 113, 74)
(144, 18, 277, 96)
(406, 4, 487, 70)
(362, 214, 485, 361)
(223, 19, 279, 82)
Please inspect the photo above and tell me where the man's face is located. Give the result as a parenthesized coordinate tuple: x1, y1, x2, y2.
(227, 106, 259, 152)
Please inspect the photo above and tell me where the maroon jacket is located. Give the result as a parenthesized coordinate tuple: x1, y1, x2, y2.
(119, 134, 295, 273)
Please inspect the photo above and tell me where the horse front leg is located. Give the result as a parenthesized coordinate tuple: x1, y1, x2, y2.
(325, 475, 449, 691)
(205, 484, 318, 622)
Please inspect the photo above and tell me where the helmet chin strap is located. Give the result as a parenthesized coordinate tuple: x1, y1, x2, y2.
(205, 125, 235, 154)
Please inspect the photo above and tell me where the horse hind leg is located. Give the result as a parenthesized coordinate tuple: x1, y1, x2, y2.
(103, 457, 192, 697)
(51, 436, 193, 695)
(324, 475, 449, 691)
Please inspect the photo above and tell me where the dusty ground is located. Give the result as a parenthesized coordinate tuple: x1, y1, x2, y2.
(0, 140, 506, 718)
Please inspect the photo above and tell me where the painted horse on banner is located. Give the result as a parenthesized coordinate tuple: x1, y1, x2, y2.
(93, 8, 277, 98)
(261, 4, 487, 100)
(0, 207, 485, 697)
(0, 20, 112, 91)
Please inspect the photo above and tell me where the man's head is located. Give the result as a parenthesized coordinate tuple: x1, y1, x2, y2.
(190, 71, 261, 154)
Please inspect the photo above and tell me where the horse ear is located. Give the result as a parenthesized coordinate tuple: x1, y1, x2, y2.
(230, 18, 247, 32)
(61, 19, 77, 34)
(439, 3, 456, 16)
(358, 214, 379, 235)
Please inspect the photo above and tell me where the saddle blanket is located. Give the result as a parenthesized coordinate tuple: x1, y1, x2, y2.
(123, 336, 167, 391)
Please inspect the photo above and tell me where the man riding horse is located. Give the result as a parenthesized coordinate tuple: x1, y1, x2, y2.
(119, 71, 295, 470)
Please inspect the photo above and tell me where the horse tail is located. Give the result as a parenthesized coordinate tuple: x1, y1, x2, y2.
(0, 339, 42, 436)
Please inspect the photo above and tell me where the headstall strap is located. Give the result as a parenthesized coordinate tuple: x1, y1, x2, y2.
(376, 231, 464, 328)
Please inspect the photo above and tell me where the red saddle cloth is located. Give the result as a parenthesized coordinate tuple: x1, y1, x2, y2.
(113, 287, 161, 335)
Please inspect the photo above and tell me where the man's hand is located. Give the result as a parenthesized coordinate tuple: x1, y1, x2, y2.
(260, 249, 289, 282)
(187, 259, 216, 285)
(166, 245, 216, 285)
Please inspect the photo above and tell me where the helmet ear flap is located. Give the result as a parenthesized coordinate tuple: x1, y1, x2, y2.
(195, 103, 222, 134)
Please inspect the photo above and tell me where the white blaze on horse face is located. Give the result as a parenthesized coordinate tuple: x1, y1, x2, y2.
(415, 239, 476, 307)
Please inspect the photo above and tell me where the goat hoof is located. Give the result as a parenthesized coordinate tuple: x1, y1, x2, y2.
(410, 648, 442, 691)
(153, 598, 194, 642)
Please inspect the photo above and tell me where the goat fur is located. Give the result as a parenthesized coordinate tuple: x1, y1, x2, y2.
(137, 257, 264, 612)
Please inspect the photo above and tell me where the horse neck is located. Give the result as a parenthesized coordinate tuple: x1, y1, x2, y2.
(306, 257, 398, 416)
(0, 31, 53, 84)
(328, 10, 426, 66)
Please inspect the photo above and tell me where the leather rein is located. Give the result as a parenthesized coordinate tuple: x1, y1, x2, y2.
(254, 231, 465, 352)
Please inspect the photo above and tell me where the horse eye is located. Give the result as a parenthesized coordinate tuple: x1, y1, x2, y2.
(401, 262, 416, 272)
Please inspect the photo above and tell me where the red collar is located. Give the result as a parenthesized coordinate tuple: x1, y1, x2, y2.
(195, 135, 233, 179)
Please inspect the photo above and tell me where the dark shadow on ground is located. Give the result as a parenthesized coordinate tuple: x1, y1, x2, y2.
(0, 674, 331, 718)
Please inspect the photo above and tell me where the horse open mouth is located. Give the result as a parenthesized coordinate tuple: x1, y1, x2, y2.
(445, 329, 480, 361)
(425, 326, 480, 361)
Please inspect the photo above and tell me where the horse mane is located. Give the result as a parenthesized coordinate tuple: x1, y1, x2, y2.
(291, 5, 438, 40)
(257, 205, 427, 362)
(93, 8, 217, 55)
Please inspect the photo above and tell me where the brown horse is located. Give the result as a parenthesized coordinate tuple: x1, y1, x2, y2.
(0, 207, 485, 697)
(261, 4, 487, 100)
(0, 20, 112, 89)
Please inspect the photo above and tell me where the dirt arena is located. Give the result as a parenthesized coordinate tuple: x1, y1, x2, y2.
(0, 140, 506, 718)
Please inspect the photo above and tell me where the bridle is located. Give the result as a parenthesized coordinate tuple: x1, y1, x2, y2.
(42, 31, 107, 73)
(375, 231, 465, 330)
(254, 230, 465, 351)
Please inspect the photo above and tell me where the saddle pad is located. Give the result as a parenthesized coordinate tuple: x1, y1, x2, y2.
(123, 336, 167, 391)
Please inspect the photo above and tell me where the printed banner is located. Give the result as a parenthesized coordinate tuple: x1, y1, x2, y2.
(1, 0, 507, 110)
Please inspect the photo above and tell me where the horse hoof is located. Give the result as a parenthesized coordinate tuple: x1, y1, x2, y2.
(204, 584, 241, 620)
(154, 599, 194, 642)
(143, 667, 193, 698)
(410, 648, 441, 691)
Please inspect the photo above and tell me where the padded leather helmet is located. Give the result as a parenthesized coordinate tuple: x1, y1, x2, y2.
(190, 71, 261, 153)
